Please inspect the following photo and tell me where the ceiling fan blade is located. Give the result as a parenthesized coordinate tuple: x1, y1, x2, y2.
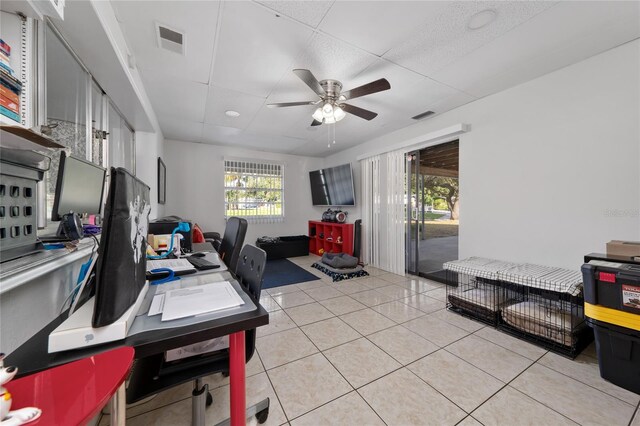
(267, 101, 317, 108)
(342, 104, 378, 121)
(293, 69, 325, 97)
(311, 119, 323, 126)
(341, 78, 390, 101)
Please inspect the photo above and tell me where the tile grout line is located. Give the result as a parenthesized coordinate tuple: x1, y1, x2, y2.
(628, 401, 640, 426)
(527, 354, 639, 407)
(482, 352, 580, 425)
(254, 349, 291, 425)
(401, 361, 473, 418)
(272, 322, 358, 423)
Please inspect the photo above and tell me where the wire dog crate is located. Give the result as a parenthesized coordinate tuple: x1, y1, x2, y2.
(497, 265, 591, 357)
(445, 258, 592, 358)
(444, 258, 519, 326)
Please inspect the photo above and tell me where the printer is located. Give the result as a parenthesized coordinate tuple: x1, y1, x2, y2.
(149, 215, 194, 252)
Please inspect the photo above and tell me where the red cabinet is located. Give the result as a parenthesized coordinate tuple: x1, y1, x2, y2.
(308, 221, 354, 256)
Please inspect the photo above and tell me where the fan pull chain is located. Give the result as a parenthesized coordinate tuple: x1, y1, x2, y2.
(327, 124, 331, 148)
(333, 124, 336, 145)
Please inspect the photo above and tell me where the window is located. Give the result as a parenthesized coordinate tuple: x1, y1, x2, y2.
(224, 160, 284, 223)
(41, 22, 136, 223)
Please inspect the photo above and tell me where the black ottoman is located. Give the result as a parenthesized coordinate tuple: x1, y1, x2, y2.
(256, 235, 310, 260)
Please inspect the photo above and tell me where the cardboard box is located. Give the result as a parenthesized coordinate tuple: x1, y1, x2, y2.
(607, 240, 640, 257)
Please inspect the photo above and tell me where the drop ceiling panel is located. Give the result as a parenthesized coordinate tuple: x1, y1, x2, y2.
(237, 132, 307, 153)
(384, 1, 556, 77)
(292, 32, 379, 83)
(344, 59, 474, 121)
(211, 1, 314, 98)
(142, 73, 208, 122)
(256, 0, 334, 28)
(432, 1, 640, 98)
(247, 102, 319, 139)
(201, 123, 307, 153)
(112, 1, 220, 84)
(160, 116, 203, 143)
(204, 86, 266, 129)
(201, 123, 243, 144)
(319, 1, 449, 56)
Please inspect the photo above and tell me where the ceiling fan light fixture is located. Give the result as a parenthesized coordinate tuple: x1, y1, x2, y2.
(322, 102, 334, 118)
(333, 106, 346, 121)
(324, 115, 336, 124)
(312, 108, 324, 122)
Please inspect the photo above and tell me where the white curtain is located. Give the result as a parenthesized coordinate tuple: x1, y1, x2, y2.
(383, 150, 406, 275)
(360, 151, 405, 275)
(360, 155, 380, 266)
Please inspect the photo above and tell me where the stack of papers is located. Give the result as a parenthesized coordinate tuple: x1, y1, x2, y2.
(147, 258, 196, 272)
(149, 281, 245, 322)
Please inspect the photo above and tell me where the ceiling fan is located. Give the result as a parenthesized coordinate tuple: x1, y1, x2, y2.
(267, 69, 391, 126)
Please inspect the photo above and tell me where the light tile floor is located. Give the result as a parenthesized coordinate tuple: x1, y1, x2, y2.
(99, 255, 640, 426)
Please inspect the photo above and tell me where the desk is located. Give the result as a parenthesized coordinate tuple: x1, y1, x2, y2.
(6, 267, 269, 426)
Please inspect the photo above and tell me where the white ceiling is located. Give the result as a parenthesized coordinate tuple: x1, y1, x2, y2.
(112, 0, 640, 157)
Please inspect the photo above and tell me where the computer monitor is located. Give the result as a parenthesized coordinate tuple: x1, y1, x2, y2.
(92, 167, 151, 328)
(51, 152, 107, 221)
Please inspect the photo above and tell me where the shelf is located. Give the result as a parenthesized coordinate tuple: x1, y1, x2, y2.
(308, 220, 354, 256)
(0, 125, 64, 149)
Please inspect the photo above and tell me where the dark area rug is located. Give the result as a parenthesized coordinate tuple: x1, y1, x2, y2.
(311, 262, 369, 282)
(262, 258, 321, 289)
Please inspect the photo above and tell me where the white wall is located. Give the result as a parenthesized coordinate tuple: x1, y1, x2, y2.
(325, 40, 640, 270)
(136, 131, 165, 219)
(163, 141, 323, 246)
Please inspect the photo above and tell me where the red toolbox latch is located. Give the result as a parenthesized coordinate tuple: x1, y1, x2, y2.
(598, 272, 616, 283)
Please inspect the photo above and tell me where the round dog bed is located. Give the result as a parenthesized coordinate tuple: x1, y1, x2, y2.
(321, 252, 359, 269)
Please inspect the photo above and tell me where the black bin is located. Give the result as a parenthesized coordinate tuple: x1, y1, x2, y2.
(256, 235, 309, 260)
(587, 318, 640, 395)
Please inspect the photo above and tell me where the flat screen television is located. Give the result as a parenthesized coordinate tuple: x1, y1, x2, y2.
(309, 163, 355, 206)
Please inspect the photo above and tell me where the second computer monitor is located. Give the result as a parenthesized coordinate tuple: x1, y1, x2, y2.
(52, 152, 107, 221)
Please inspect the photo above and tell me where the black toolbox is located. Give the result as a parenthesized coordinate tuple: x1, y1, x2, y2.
(581, 260, 640, 394)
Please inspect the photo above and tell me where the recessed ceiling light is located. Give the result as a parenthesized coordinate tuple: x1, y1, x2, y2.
(225, 110, 240, 118)
(467, 9, 497, 30)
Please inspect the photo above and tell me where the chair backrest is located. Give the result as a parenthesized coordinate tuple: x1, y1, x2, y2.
(234, 244, 267, 363)
(234, 244, 267, 301)
(218, 217, 247, 272)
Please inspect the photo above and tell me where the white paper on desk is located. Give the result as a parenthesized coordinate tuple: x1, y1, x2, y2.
(148, 293, 165, 316)
(161, 281, 244, 322)
(153, 273, 226, 295)
(147, 258, 196, 272)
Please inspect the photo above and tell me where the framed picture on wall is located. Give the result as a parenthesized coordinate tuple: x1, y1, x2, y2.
(158, 157, 166, 205)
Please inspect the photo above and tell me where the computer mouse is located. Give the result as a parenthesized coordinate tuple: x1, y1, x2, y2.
(191, 252, 206, 257)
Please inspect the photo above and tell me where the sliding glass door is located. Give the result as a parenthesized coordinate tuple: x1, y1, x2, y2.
(406, 141, 460, 281)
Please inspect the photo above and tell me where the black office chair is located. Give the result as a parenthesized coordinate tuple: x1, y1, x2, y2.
(216, 217, 248, 272)
(126, 244, 269, 425)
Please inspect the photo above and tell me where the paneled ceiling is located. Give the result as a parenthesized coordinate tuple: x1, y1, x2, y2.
(112, 1, 639, 157)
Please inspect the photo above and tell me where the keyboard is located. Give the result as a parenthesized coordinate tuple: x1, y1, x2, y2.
(187, 256, 220, 270)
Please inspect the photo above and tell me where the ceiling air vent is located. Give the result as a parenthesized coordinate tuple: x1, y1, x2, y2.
(156, 23, 185, 55)
(412, 110, 435, 120)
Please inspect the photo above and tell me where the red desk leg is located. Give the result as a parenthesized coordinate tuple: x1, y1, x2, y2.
(229, 331, 246, 426)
